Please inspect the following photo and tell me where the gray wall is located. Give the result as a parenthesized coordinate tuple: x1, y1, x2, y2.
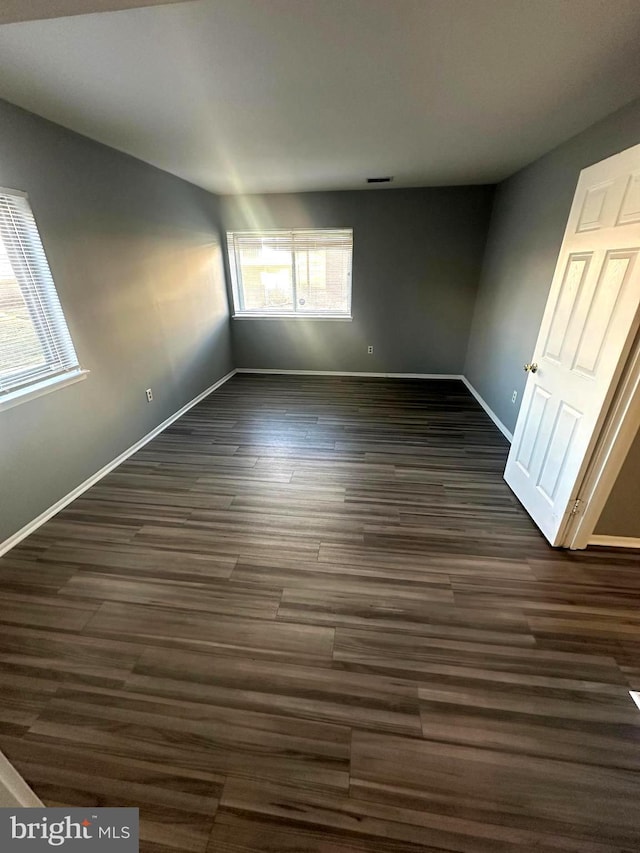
(595, 427, 640, 538)
(0, 99, 232, 544)
(222, 187, 494, 373)
(464, 96, 640, 435)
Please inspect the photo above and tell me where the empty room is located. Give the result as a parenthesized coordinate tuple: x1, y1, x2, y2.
(1, 0, 640, 850)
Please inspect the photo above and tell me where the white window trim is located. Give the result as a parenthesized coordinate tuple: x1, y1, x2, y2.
(0, 186, 85, 407)
(0, 368, 89, 413)
(227, 228, 353, 319)
(232, 313, 353, 321)
(0, 185, 27, 200)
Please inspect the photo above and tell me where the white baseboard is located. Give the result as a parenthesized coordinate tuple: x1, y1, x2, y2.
(460, 377, 513, 443)
(589, 535, 640, 549)
(0, 750, 43, 807)
(236, 368, 464, 380)
(0, 369, 237, 559)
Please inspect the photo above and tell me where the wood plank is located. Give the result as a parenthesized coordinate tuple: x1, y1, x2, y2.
(60, 573, 282, 620)
(215, 777, 622, 853)
(27, 684, 350, 794)
(84, 600, 335, 663)
(129, 646, 422, 735)
(351, 730, 640, 846)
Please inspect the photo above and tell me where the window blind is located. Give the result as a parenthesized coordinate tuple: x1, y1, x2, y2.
(0, 188, 80, 396)
(228, 228, 353, 316)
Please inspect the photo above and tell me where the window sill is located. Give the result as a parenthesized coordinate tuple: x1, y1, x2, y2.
(232, 314, 352, 321)
(0, 369, 90, 413)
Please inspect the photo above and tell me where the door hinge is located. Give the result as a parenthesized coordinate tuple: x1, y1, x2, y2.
(570, 498, 583, 516)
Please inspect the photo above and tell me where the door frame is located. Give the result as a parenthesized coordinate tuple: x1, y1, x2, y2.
(562, 323, 640, 549)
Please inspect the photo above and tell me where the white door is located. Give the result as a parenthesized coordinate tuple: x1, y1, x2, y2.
(504, 143, 640, 545)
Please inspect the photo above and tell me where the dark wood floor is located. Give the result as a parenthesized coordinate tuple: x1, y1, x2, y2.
(1, 374, 640, 852)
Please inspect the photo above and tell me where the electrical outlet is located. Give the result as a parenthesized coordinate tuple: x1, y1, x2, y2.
(367, 345, 374, 354)
(145, 388, 153, 402)
(512, 390, 517, 404)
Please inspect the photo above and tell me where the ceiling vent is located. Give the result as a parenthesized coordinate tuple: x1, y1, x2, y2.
(366, 176, 393, 184)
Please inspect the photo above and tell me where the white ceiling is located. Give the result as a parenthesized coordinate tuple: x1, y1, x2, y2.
(0, 1, 192, 25)
(0, 0, 639, 194)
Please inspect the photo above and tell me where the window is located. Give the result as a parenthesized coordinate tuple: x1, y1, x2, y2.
(227, 228, 353, 317)
(0, 187, 83, 408)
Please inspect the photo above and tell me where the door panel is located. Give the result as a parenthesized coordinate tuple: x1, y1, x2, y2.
(543, 254, 591, 362)
(618, 172, 640, 225)
(515, 385, 551, 474)
(577, 182, 612, 231)
(572, 251, 638, 376)
(536, 402, 582, 504)
(504, 143, 640, 545)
